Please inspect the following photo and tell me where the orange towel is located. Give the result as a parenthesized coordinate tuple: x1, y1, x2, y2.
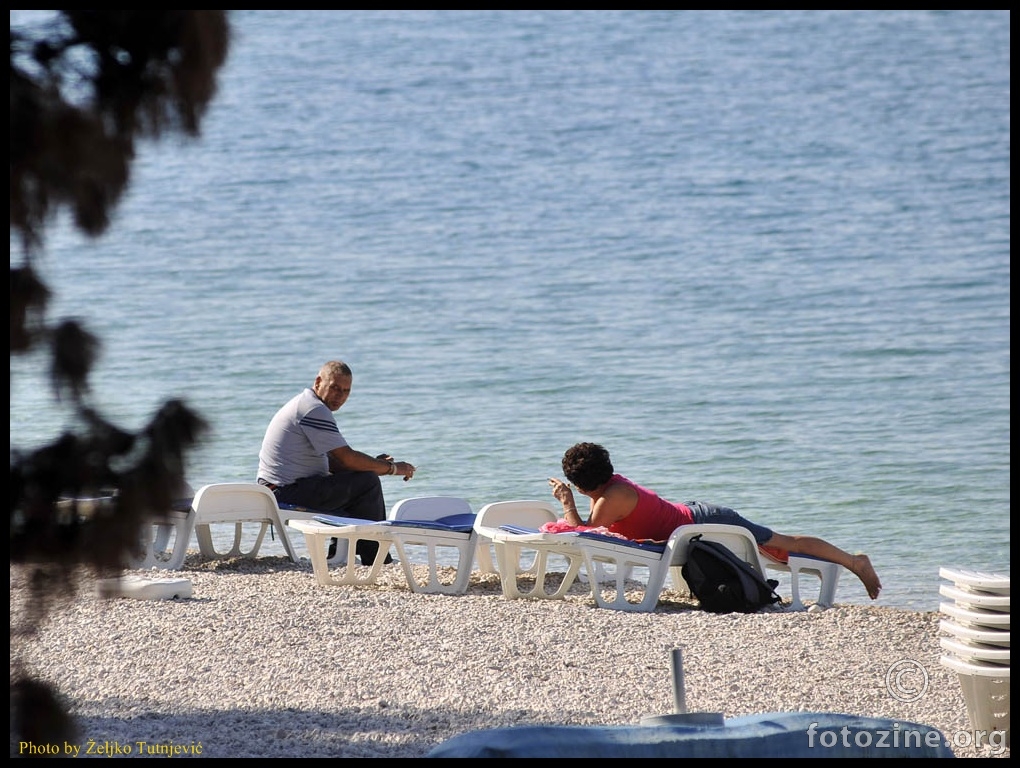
(758, 544, 789, 564)
(540, 520, 629, 540)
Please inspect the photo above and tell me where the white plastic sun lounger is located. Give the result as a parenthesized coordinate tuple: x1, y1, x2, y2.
(576, 523, 773, 613)
(288, 496, 477, 594)
(490, 525, 586, 600)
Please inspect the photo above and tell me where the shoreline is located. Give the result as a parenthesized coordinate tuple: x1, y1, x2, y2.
(10, 556, 1008, 758)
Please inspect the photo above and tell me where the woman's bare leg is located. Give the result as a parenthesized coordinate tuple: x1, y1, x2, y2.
(766, 533, 882, 600)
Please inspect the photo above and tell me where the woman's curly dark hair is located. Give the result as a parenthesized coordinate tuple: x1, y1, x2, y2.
(562, 442, 614, 491)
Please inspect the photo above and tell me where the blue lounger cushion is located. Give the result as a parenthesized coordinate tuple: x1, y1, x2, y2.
(576, 530, 667, 553)
(279, 502, 327, 515)
(311, 514, 378, 527)
(308, 513, 476, 533)
(498, 525, 665, 552)
(382, 513, 476, 533)
(786, 552, 832, 563)
(308, 512, 475, 530)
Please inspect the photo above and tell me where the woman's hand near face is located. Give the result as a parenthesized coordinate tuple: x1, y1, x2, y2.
(548, 477, 574, 505)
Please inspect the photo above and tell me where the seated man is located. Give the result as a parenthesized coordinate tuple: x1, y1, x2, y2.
(257, 360, 416, 565)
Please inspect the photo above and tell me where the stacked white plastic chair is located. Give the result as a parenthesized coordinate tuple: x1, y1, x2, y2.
(938, 567, 1010, 748)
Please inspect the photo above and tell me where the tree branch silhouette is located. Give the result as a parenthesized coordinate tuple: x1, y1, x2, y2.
(10, 10, 230, 746)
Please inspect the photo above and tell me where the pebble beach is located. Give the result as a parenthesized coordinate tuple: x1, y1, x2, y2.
(10, 556, 1009, 759)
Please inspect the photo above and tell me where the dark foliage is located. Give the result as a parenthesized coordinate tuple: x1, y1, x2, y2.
(10, 10, 230, 750)
(11, 678, 80, 750)
(10, 10, 230, 249)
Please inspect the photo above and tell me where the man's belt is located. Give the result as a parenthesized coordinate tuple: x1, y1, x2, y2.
(257, 478, 279, 492)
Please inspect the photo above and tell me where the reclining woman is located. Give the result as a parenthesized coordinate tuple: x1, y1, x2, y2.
(548, 442, 882, 600)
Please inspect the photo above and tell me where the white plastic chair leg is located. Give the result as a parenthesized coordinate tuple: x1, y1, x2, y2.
(579, 561, 634, 584)
(474, 541, 500, 575)
(389, 530, 476, 595)
(583, 549, 668, 612)
(305, 529, 391, 586)
(494, 540, 584, 599)
(786, 555, 843, 611)
(195, 520, 270, 560)
(132, 508, 193, 570)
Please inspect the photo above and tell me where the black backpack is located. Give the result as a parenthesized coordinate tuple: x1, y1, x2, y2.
(680, 534, 782, 613)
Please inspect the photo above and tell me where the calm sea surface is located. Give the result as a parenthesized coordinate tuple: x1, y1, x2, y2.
(10, 11, 1010, 611)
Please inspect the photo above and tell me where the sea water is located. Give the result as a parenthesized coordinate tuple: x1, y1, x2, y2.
(10, 11, 1010, 611)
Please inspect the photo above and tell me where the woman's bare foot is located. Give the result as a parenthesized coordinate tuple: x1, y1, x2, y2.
(850, 554, 882, 599)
